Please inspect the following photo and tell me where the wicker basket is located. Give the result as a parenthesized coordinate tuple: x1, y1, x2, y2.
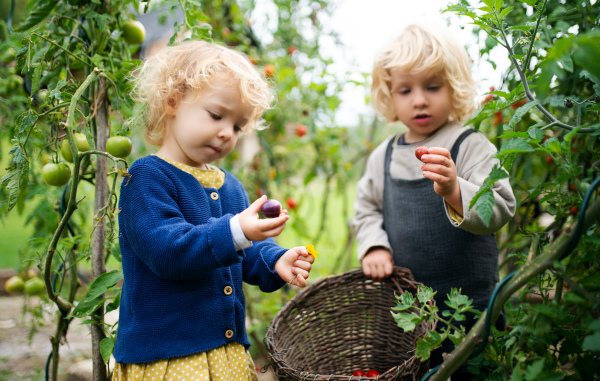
(265, 267, 436, 381)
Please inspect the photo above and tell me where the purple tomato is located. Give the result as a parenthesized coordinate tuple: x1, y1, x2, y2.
(261, 199, 281, 218)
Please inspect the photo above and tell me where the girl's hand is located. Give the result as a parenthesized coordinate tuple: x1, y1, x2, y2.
(420, 147, 463, 215)
(362, 247, 393, 282)
(274, 246, 314, 287)
(239, 195, 289, 241)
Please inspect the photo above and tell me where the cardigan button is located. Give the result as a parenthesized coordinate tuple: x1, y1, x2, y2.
(210, 192, 219, 200)
(225, 330, 234, 339)
(224, 286, 233, 295)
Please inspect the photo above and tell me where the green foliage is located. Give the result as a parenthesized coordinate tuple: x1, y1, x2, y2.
(392, 286, 475, 361)
(414, 1, 600, 379)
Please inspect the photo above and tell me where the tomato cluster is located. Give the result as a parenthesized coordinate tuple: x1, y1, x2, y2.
(352, 369, 380, 378)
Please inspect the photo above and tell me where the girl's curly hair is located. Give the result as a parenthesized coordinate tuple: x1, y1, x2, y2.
(131, 40, 275, 146)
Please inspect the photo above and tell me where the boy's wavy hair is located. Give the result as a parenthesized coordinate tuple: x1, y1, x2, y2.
(131, 40, 274, 146)
(371, 24, 477, 123)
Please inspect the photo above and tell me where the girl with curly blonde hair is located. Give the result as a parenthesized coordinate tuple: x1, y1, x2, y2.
(113, 40, 314, 381)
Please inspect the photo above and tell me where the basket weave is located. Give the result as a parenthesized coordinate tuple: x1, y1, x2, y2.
(265, 267, 436, 381)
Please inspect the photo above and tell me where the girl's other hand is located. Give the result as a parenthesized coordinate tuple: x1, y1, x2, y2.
(274, 246, 314, 287)
(239, 195, 289, 241)
(420, 147, 463, 215)
(362, 248, 393, 282)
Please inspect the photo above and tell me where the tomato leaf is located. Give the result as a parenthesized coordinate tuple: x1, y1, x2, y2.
(506, 100, 539, 129)
(100, 336, 115, 364)
(474, 189, 495, 228)
(15, 0, 58, 31)
(391, 311, 422, 332)
(82, 270, 123, 301)
(19, 110, 38, 136)
(496, 138, 535, 158)
(415, 331, 446, 360)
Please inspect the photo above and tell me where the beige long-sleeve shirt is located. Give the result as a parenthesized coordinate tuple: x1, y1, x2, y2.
(353, 121, 516, 261)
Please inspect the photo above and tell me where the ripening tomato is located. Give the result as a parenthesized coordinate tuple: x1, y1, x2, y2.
(288, 46, 298, 54)
(285, 196, 297, 210)
(106, 136, 133, 158)
(545, 156, 554, 164)
(295, 124, 307, 137)
(4, 275, 25, 293)
(264, 64, 276, 78)
(352, 369, 367, 377)
(42, 163, 71, 187)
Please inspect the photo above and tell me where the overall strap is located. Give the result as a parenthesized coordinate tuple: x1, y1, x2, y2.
(383, 133, 402, 177)
(450, 129, 480, 163)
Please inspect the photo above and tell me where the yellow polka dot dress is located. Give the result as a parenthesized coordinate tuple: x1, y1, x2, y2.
(112, 156, 258, 381)
(113, 341, 258, 381)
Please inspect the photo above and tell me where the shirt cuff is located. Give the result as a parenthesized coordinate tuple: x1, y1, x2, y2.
(230, 214, 253, 251)
(444, 201, 463, 224)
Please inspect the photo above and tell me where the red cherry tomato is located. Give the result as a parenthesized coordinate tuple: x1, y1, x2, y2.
(352, 369, 367, 377)
(415, 146, 428, 161)
(295, 124, 307, 137)
(366, 369, 380, 377)
(285, 196, 297, 210)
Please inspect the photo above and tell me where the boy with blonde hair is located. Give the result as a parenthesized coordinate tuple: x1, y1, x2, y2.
(354, 24, 515, 379)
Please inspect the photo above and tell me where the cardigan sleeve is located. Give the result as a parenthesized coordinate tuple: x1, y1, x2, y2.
(234, 187, 287, 292)
(119, 162, 244, 280)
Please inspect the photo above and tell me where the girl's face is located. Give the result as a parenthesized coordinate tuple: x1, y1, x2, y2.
(390, 69, 453, 143)
(158, 80, 252, 168)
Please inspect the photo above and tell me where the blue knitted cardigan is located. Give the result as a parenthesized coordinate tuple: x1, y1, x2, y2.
(113, 155, 287, 364)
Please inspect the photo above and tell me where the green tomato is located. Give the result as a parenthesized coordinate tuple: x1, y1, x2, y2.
(74, 133, 91, 151)
(61, 140, 74, 162)
(106, 136, 133, 158)
(121, 21, 146, 45)
(61, 133, 90, 162)
(1, 47, 16, 64)
(38, 89, 48, 103)
(24, 277, 45, 296)
(4, 275, 25, 293)
(42, 163, 71, 187)
(9, 75, 24, 91)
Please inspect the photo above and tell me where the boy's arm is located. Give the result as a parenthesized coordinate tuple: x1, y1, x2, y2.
(449, 133, 516, 234)
(353, 143, 393, 261)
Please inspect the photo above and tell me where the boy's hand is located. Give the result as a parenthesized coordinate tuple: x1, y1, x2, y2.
(239, 195, 289, 241)
(362, 247, 393, 282)
(420, 147, 463, 216)
(274, 246, 314, 287)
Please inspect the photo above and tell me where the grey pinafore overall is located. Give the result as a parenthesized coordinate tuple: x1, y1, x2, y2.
(382, 129, 500, 370)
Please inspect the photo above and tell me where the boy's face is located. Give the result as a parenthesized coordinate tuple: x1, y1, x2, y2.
(159, 80, 253, 168)
(389, 69, 453, 143)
